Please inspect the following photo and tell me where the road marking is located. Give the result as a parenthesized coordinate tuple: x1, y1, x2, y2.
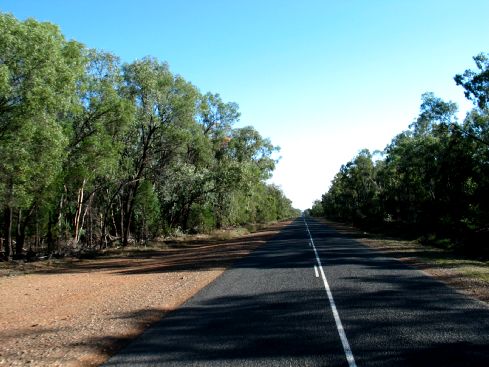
(314, 265, 319, 277)
(303, 218, 357, 367)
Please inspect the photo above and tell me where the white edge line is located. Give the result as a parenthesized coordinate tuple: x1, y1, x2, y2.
(304, 218, 357, 367)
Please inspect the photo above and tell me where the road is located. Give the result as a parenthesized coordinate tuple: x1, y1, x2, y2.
(104, 217, 489, 366)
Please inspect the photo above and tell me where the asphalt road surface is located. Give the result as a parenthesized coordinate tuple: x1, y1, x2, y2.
(104, 217, 489, 366)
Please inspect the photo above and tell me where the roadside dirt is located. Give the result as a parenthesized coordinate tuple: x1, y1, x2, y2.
(316, 218, 489, 305)
(0, 222, 288, 367)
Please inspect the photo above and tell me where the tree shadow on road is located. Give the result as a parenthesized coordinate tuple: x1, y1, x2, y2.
(97, 282, 489, 367)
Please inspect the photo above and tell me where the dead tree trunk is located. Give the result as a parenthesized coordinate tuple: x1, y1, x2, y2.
(56, 186, 67, 248)
(73, 179, 86, 243)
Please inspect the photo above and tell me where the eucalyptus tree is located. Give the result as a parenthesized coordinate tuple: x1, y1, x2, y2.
(0, 14, 84, 258)
(321, 149, 378, 223)
(385, 94, 461, 231)
(212, 126, 277, 227)
(318, 87, 484, 247)
(455, 53, 489, 111)
(309, 200, 324, 217)
(454, 55, 489, 244)
(61, 49, 132, 247)
(120, 57, 198, 245)
(158, 92, 237, 231)
(198, 92, 239, 140)
(0, 12, 299, 256)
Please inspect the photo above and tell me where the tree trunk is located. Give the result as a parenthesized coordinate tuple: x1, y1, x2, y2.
(112, 207, 118, 237)
(140, 208, 145, 245)
(99, 212, 105, 249)
(120, 125, 155, 246)
(34, 210, 39, 252)
(182, 203, 192, 231)
(79, 190, 93, 244)
(88, 194, 93, 247)
(119, 194, 124, 243)
(3, 206, 13, 261)
(3, 178, 14, 260)
(122, 184, 137, 247)
(57, 186, 67, 247)
(73, 179, 86, 243)
(15, 209, 25, 257)
(47, 214, 55, 254)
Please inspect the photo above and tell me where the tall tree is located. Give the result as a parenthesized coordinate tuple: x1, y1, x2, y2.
(119, 57, 198, 245)
(0, 14, 84, 258)
(63, 49, 131, 246)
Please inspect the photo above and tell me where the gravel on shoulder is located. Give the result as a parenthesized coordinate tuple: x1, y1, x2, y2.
(0, 222, 287, 367)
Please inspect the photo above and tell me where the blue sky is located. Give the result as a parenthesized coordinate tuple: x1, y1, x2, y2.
(1, 0, 488, 209)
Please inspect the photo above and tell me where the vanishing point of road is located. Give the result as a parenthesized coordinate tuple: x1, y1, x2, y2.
(105, 217, 489, 366)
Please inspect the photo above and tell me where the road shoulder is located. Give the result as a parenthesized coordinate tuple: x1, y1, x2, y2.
(312, 217, 489, 305)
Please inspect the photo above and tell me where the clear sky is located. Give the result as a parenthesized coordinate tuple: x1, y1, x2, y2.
(1, 0, 488, 209)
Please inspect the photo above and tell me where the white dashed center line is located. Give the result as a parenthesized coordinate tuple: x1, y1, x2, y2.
(304, 217, 357, 367)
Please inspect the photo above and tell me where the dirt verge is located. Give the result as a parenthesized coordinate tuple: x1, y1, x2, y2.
(0, 221, 288, 367)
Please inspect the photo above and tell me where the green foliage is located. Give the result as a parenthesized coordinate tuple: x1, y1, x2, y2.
(0, 12, 298, 258)
(0, 13, 85, 257)
(309, 200, 324, 217)
(133, 180, 161, 241)
(454, 53, 489, 110)
(188, 203, 216, 233)
(313, 54, 489, 254)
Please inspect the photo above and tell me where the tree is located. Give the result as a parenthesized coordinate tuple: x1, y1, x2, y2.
(0, 12, 298, 257)
(321, 149, 379, 224)
(63, 49, 131, 247)
(212, 126, 277, 227)
(119, 57, 198, 245)
(410, 92, 458, 136)
(455, 53, 489, 110)
(159, 93, 238, 231)
(0, 14, 84, 258)
(317, 82, 488, 253)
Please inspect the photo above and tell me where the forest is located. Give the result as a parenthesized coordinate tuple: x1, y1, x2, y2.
(308, 53, 489, 255)
(0, 13, 299, 260)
